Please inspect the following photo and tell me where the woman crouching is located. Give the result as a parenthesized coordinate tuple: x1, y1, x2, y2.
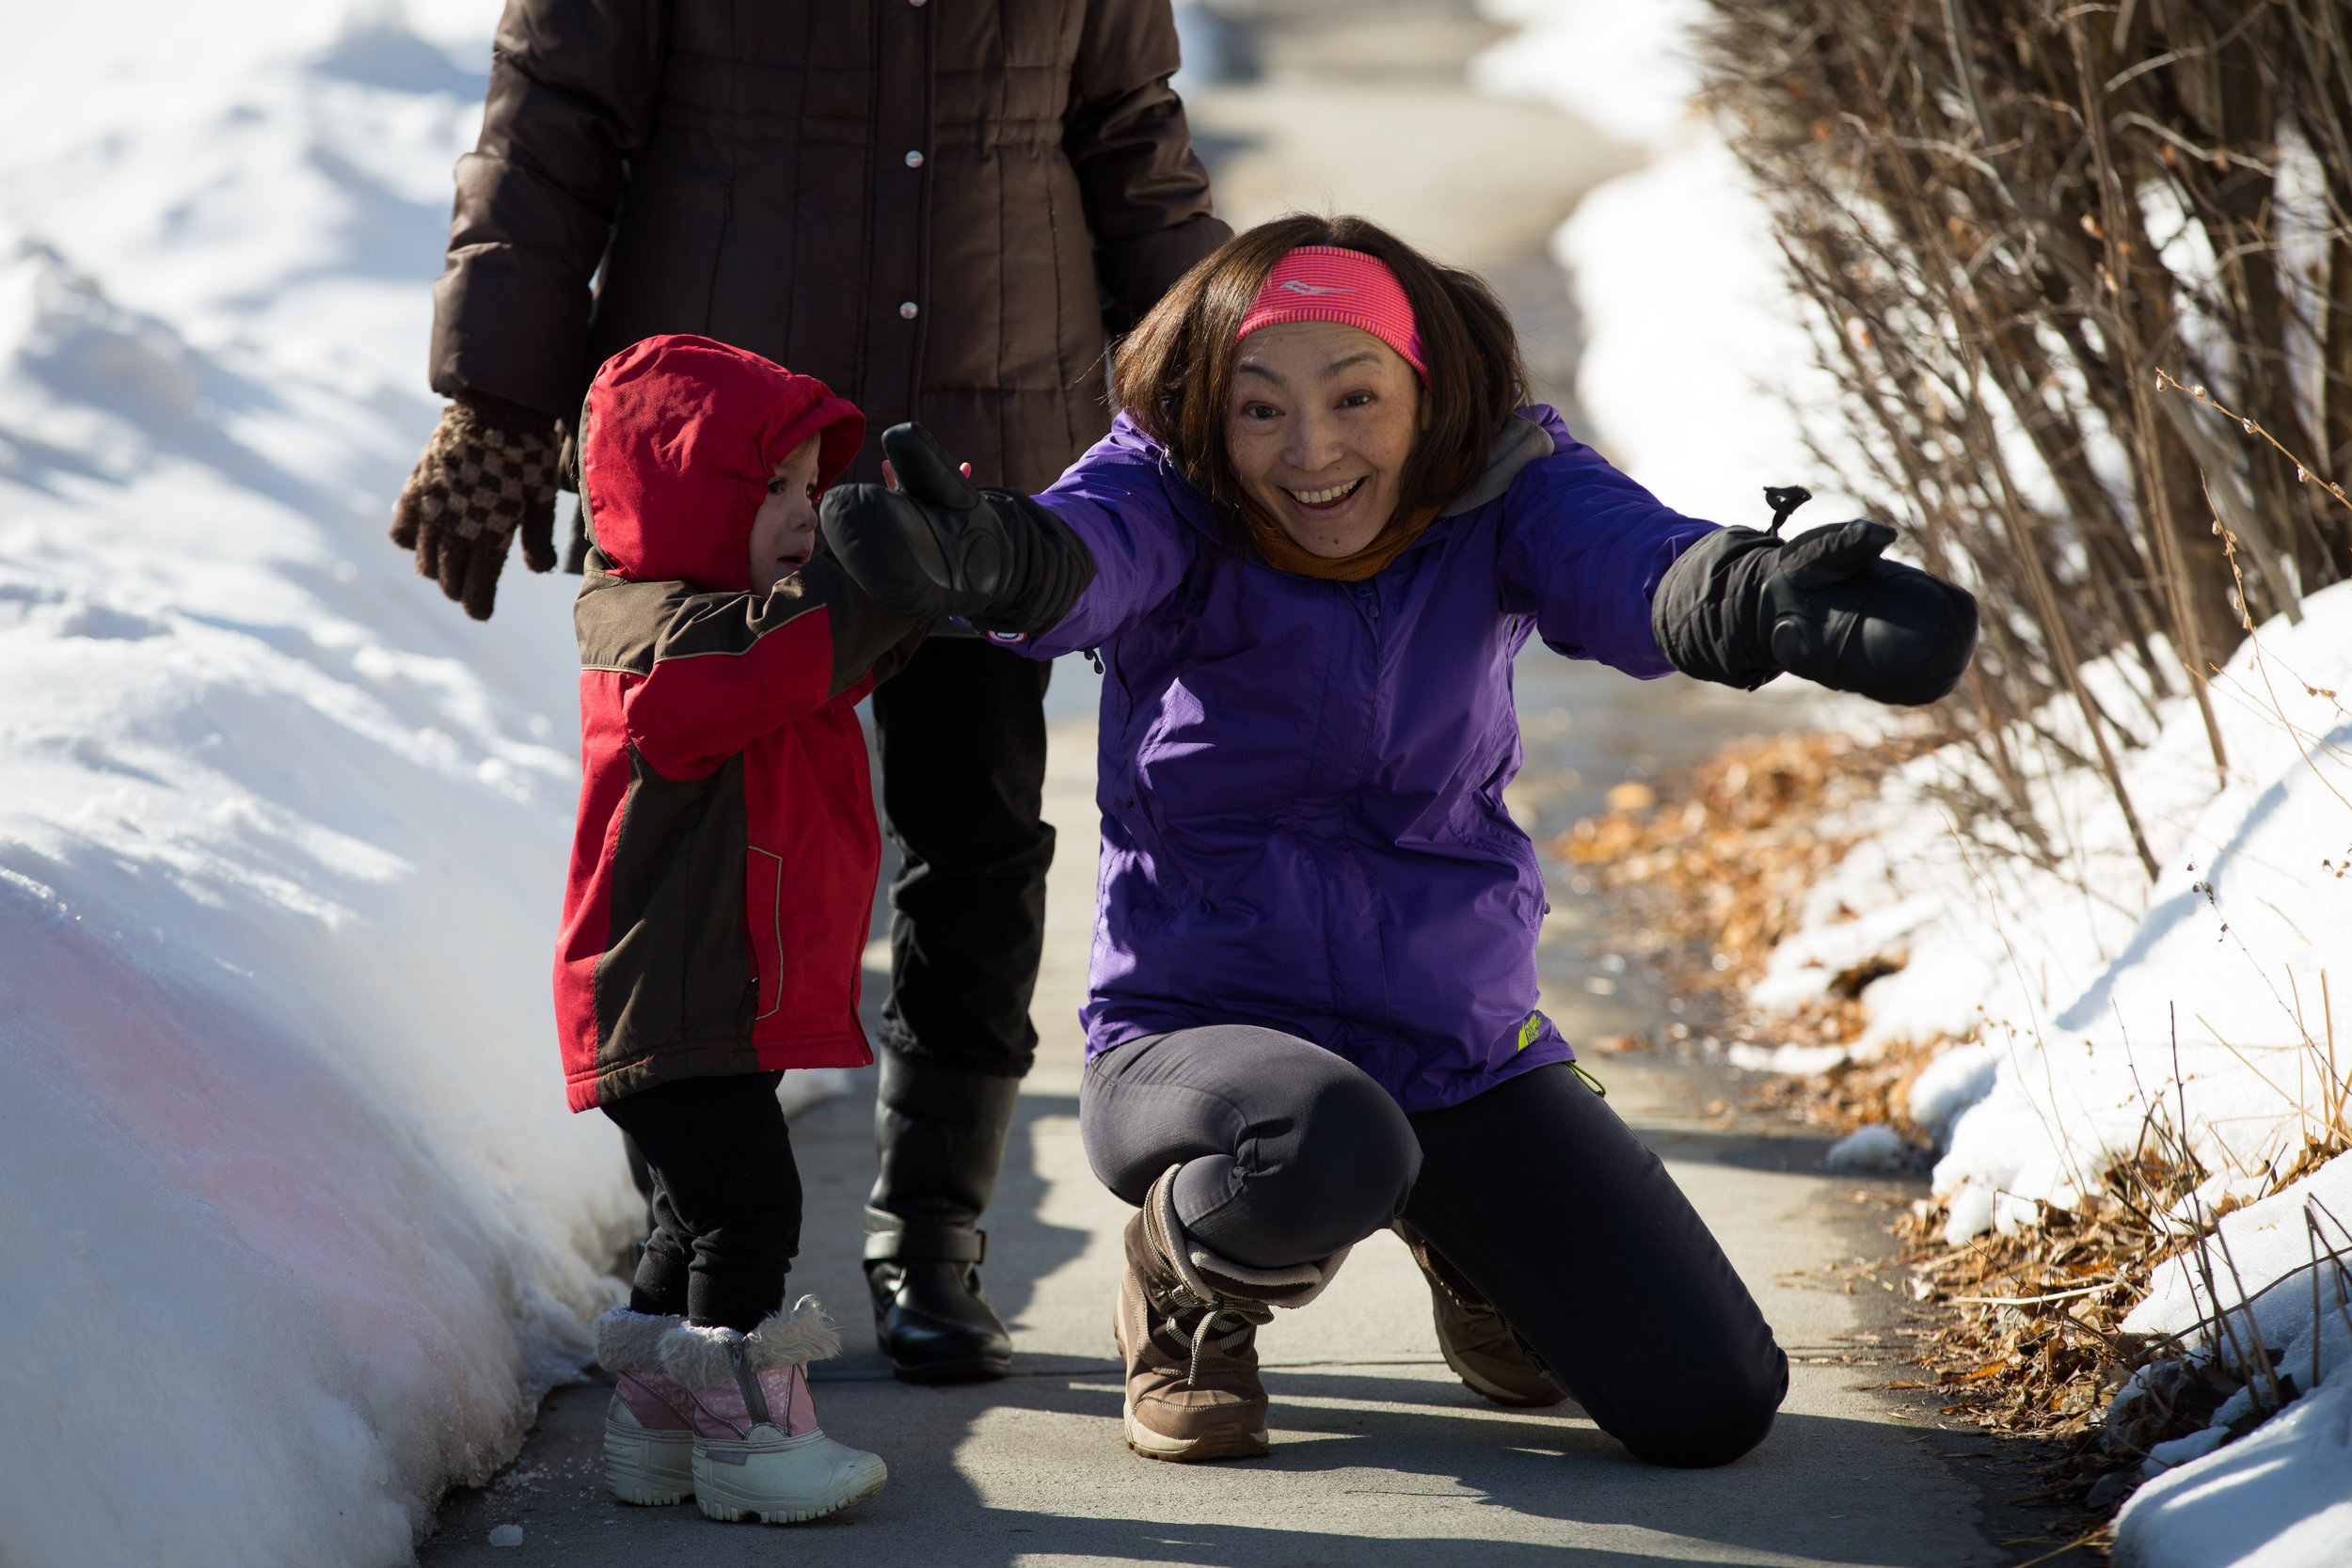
(822, 214, 1977, 1470)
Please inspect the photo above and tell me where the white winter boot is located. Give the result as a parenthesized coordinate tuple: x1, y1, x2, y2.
(594, 1307, 697, 1505)
(658, 1297, 887, 1524)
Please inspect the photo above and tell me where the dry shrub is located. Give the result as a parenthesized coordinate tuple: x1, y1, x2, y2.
(1892, 1128, 2350, 1523)
(1695, 0, 2352, 881)
(1895, 1158, 2190, 1438)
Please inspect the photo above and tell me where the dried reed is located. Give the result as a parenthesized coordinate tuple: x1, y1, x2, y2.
(1694, 0, 2352, 879)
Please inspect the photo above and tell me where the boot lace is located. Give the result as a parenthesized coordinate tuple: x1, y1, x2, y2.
(1161, 1287, 1273, 1390)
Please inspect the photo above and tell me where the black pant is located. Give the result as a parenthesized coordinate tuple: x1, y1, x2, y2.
(602, 1072, 802, 1333)
(869, 639, 1054, 1080)
(1081, 1028, 1790, 1468)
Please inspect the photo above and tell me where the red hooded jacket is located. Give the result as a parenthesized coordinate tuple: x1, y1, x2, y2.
(554, 335, 922, 1112)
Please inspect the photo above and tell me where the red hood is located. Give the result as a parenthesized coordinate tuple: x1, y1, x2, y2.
(580, 335, 865, 592)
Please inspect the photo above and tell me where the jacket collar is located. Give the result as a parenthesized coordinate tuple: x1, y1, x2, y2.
(1438, 411, 1558, 516)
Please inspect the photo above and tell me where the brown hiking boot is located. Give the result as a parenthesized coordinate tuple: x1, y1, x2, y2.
(1114, 1164, 1351, 1463)
(1395, 1218, 1573, 1409)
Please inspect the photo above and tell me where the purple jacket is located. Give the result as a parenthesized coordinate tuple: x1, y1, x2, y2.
(1027, 406, 1718, 1111)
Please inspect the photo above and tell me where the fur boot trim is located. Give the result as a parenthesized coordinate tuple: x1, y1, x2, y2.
(1149, 1164, 1351, 1309)
(658, 1297, 842, 1390)
(596, 1307, 682, 1374)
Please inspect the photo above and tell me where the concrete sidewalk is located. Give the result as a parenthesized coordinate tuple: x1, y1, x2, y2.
(421, 722, 2024, 1566)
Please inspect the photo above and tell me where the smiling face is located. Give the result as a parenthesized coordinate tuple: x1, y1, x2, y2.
(747, 435, 823, 594)
(1224, 319, 1422, 559)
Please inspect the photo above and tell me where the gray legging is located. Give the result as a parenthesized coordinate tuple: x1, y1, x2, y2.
(1080, 1025, 1788, 1468)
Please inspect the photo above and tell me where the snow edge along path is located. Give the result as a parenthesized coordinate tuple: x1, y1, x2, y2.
(0, 8, 648, 1563)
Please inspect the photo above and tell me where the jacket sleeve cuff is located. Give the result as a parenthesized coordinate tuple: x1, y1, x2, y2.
(1650, 527, 1784, 689)
(794, 554, 934, 697)
(453, 387, 563, 433)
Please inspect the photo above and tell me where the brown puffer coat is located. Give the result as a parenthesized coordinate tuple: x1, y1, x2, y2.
(430, 0, 1231, 494)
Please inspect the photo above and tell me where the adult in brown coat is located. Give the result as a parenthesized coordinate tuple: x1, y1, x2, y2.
(392, 0, 1229, 1384)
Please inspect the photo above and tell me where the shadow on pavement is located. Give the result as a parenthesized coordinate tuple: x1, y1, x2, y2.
(425, 1354, 1983, 1568)
(791, 1085, 1095, 1386)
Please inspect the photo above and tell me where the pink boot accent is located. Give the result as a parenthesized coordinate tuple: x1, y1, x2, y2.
(655, 1301, 885, 1523)
(682, 1362, 822, 1441)
(614, 1369, 697, 1433)
(595, 1307, 697, 1505)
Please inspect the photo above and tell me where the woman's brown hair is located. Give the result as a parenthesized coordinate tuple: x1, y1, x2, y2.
(1110, 214, 1530, 558)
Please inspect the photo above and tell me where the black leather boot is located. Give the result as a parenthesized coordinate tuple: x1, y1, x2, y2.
(865, 1049, 1022, 1383)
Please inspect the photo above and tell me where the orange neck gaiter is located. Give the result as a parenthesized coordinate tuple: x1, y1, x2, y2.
(1239, 498, 1442, 582)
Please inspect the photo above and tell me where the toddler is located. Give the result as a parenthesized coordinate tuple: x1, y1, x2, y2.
(552, 334, 925, 1524)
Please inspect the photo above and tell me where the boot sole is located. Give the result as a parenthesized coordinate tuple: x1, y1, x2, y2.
(1432, 1297, 1572, 1409)
(1443, 1349, 1568, 1409)
(602, 1421, 694, 1506)
(692, 1457, 887, 1524)
(1123, 1412, 1270, 1463)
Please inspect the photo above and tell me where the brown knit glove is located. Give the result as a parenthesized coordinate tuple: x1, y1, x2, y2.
(389, 390, 561, 621)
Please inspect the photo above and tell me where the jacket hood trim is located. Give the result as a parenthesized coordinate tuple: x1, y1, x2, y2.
(1438, 413, 1558, 517)
(581, 334, 864, 594)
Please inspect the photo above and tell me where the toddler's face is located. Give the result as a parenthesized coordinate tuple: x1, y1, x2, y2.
(748, 436, 823, 594)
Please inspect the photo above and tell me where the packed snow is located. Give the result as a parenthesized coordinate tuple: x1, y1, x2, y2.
(2110, 1156, 2352, 1567)
(1475, 3, 2352, 1561)
(1819, 1124, 1910, 1175)
(1749, 592, 2352, 1248)
(0, 4, 646, 1562)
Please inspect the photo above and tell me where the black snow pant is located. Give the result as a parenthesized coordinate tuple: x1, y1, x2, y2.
(602, 1071, 802, 1334)
(1081, 1027, 1790, 1468)
(869, 638, 1054, 1080)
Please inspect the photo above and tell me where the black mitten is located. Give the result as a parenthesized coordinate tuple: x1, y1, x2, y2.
(819, 422, 1096, 636)
(1654, 508, 1978, 706)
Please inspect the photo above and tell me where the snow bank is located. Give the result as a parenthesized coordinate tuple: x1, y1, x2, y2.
(2117, 1378, 2352, 1568)
(1743, 589, 2352, 1238)
(2108, 1156, 2352, 1567)
(0, 5, 646, 1560)
(1674, 219, 2352, 1568)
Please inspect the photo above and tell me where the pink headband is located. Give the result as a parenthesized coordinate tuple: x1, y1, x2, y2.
(1233, 245, 1426, 376)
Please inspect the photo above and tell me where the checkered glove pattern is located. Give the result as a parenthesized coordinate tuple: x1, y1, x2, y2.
(389, 394, 560, 621)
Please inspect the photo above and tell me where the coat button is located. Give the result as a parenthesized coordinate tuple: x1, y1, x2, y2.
(905, 150, 925, 168)
(898, 302, 919, 320)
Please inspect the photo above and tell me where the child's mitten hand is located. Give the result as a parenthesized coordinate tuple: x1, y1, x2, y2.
(389, 391, 560, 621)
(1653, 518, 1977, 705)
(820, 422, 1095, 636)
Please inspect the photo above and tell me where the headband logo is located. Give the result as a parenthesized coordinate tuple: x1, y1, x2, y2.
(1278, 279, 1350, 295)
